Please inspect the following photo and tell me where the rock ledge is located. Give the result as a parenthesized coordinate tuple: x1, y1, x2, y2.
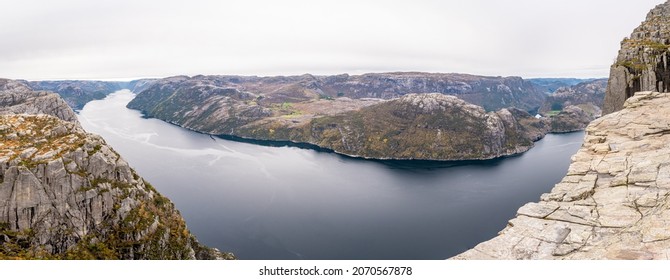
(453, 92, 670, 260)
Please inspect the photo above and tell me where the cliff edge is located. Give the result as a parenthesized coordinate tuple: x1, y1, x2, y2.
(0, 79, 233, 259)
(604, 1, 670, 114)
(453, 91, 670, 259)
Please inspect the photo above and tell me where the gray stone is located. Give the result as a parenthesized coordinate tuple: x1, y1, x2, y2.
(453, 90, 670, 260)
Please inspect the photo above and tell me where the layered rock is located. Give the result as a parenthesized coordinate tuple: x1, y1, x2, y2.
(453, 92, 670, 260)
(603, 1, 670, 114)
(0, 80, 232, 259)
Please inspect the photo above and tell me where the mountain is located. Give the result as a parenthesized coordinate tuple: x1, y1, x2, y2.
(125, 79, 158, 94)
(547, 104, 601, 133)
(454, 1, 670, 260)
(539, 79, 607, 133)
(527, 78, 598, 95)
(0, 79, 232, 259)
(604, 1, 670, 114)
(127, 74, 550, 161)
(129, 73, 545, 111)
(237, 94, 549, 160)
(27, 79, 158, 110)
(539, 79, 607, 113)
(27, 81, 124, 110)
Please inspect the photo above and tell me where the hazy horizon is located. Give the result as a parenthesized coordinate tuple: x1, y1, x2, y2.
(21, 72, 610, 83)
(1, 0, 665, 80)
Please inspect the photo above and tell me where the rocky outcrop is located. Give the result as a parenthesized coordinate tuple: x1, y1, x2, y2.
(549, 104, 602, 133)
(603, 1, 670, 114)
(0, 80, 232, 259)
(0, 79, 78, 123)
(238, 94, 550, 160)
(453, 92, 670, 260)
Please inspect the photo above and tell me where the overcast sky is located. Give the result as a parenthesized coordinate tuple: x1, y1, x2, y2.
(0, 0, 665, 80)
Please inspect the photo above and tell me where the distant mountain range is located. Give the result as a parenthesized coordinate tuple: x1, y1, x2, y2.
(527, 78, 601, 95)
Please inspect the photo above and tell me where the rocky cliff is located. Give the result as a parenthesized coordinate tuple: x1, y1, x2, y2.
(603, 1, 670, 114)
(0, 79, 78, 123)
(0, 80, 232, 259)
(453, 92, 670, 259)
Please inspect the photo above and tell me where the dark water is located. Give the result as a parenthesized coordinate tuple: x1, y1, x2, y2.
(78, 90, 585, 260)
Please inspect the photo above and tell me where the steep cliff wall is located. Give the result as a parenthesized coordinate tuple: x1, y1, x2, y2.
(604, 1, 670, 114)
(454, 92, 670, 259)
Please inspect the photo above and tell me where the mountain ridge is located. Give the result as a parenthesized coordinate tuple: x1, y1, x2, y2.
(127, 74, 553, 161)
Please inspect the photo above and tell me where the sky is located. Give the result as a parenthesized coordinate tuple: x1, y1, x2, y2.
(0, 0, 666, 80)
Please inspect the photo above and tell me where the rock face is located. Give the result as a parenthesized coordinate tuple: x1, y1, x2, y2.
(603, 1, 670, 114)
(127, 74, 550, 161)
(453, 92, 670, 260)
(0, 80, 232, 259)
(0, 79, 78, 123)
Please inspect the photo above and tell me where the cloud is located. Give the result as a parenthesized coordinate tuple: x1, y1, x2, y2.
(0, 0, 665, 80)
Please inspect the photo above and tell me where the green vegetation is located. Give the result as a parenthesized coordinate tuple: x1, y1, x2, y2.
(616, 59, 648, 72)
(281, 102, 293, 110)
(545, 110, 561, 117)
(319, 94, 334, 100)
